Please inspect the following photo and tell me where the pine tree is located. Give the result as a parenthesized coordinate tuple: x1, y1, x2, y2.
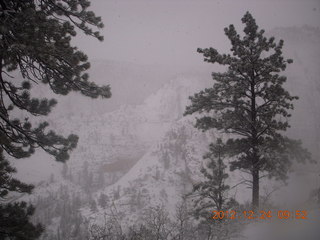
(98, 193, 108, 209)
(89, 199, 97, 213)
(0, 149, 43, 239)
(192, 139, 236, 219)
(0, 0, 110, 162)
(185, 12, 311, 209)
(191, 139, 238, 240)
(0, 0, 111, 238)
(0, 202, 43, 240)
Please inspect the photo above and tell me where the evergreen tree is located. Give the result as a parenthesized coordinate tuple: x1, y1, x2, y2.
(0, 149, 33, 199)
(98, 193, 108, 209)
(185, 12, 310, 209)
(191, 139, 238, 240)
(0, 149, 43, 239)
(0, 202, 43, 240)
(0, 0, 111, 238)
(192, 139, 236, 219)
(0, 0, 110, 162)
(89, 199, 97, 213)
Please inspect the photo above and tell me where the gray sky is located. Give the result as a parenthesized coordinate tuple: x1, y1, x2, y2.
(75, 0, 320, 66)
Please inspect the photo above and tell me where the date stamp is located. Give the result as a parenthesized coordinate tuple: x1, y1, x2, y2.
(212, 210, 308, 220)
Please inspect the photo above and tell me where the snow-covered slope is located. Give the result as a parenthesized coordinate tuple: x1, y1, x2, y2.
(57, 76, 209, 183)
(84, 115, 249, 228)
(21, 74, 210, 203)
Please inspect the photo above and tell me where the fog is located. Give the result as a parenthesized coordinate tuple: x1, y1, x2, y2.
(75, 0, 320, 66)
(6, 1, 320, 239)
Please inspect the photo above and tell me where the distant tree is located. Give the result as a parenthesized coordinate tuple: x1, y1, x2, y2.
(0, 0, 111, 238)
(173, 200, 195, 240)
(89, 199, 97, 213)
(185, 12, 311, 209)
(98, 193, 108, 209)
(141, 205, 173, 240)
(192, 139, 236, 219)
(88, 207, 124, 240)
(190, 139, 241, 240)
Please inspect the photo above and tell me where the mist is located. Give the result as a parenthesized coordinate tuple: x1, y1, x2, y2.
(3, 0, 320, 240)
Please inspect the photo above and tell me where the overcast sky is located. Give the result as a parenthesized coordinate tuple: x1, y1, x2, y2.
(74, 0, 320, 66)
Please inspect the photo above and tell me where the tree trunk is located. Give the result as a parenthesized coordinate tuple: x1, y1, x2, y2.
(252, 166, 259, 210)
(250, 73, 259, 210)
